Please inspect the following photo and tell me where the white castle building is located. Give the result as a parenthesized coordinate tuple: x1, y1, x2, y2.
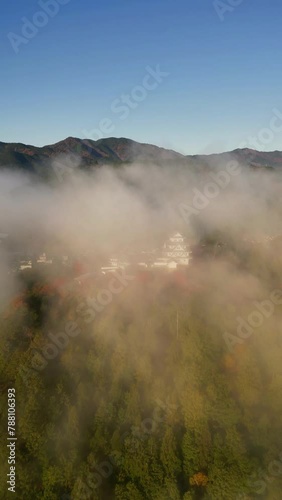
(152, 232, 192, 270)
(101, 232, 192, 274)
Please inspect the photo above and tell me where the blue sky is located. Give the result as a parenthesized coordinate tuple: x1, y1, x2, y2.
(1, 0, 282, 154)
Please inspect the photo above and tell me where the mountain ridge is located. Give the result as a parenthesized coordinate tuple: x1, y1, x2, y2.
(1, 137, 282, 177)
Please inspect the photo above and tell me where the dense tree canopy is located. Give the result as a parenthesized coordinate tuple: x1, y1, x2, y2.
(1, 245, 282, 499)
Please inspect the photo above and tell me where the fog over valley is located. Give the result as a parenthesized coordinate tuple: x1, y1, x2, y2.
(1, 141, 282, 497)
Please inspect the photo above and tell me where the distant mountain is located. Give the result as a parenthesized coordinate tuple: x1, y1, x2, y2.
(0, 137, 282, 178)
(192, 148, 282, 170)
